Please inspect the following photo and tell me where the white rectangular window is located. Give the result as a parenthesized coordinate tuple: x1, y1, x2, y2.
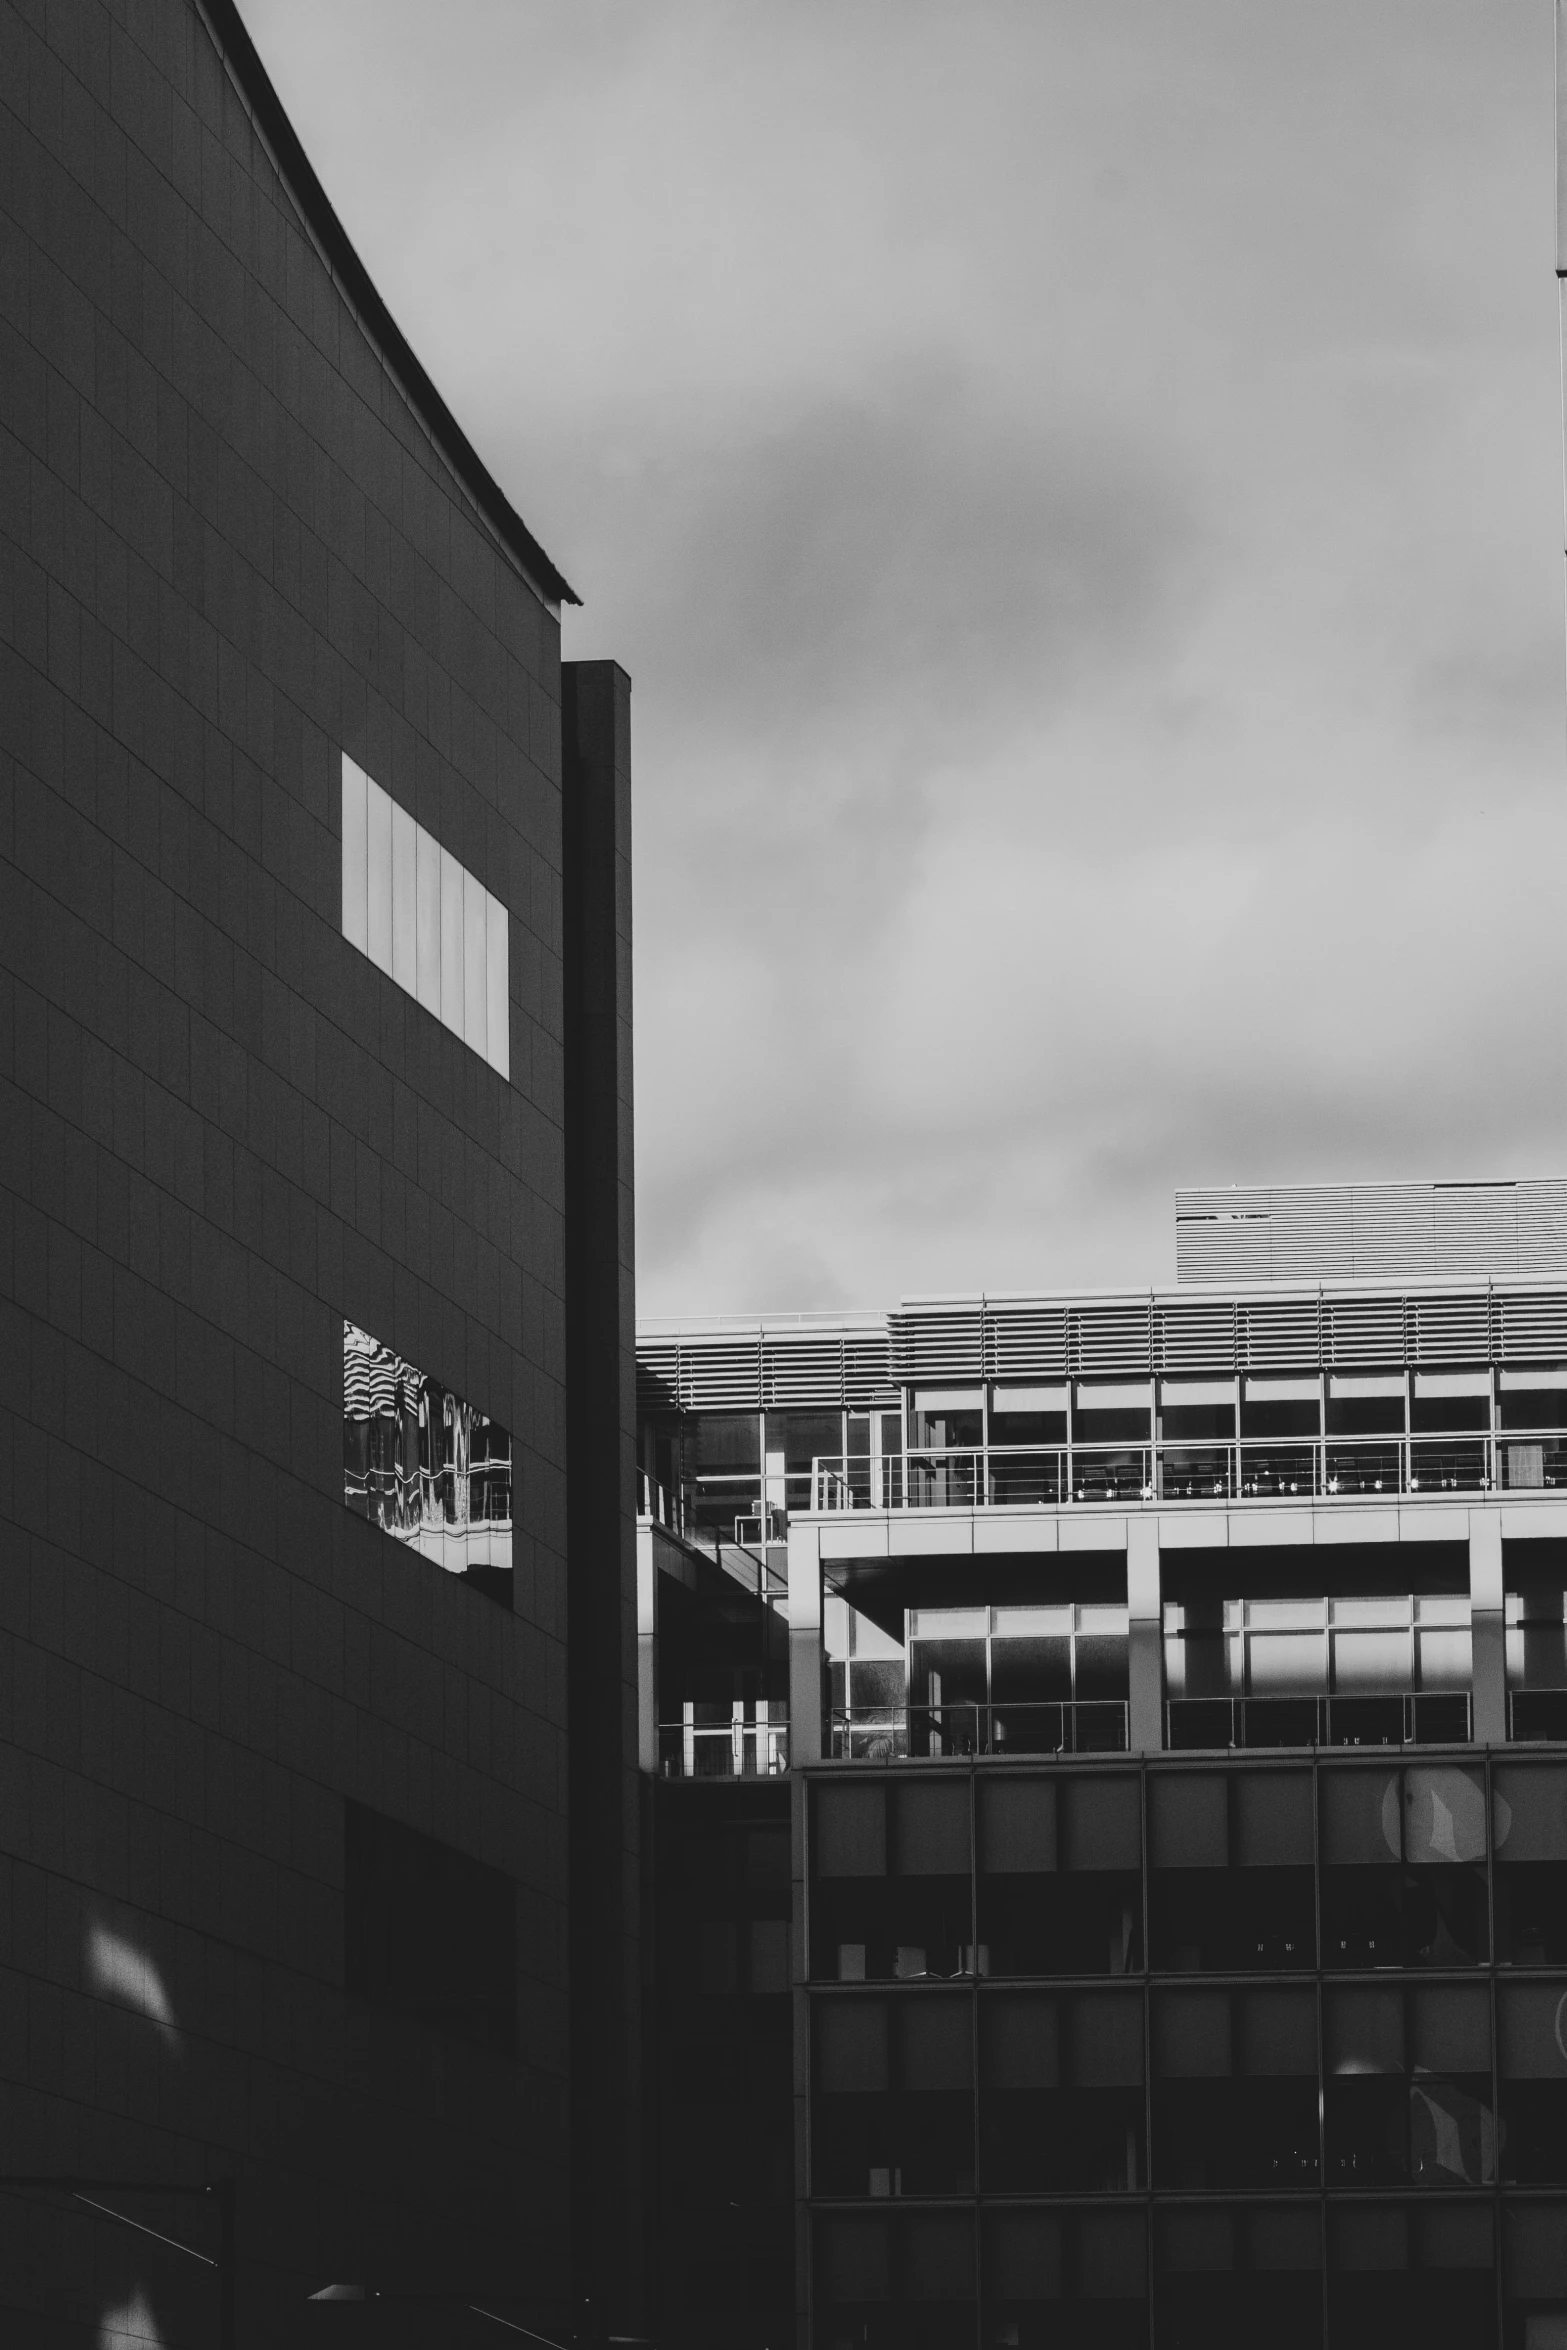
(342, 756, 368, 952)
(340, 754, 510, 1080)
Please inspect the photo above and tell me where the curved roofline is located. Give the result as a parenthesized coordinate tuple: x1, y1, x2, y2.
(204, 0, 580, 609)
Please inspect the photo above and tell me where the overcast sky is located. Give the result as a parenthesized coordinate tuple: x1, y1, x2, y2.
(246, 0, 1567, 1315)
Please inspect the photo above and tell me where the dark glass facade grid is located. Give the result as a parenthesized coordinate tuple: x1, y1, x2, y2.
(655, 1781, 794, 2350)
(804, 1753, 1567, 2348)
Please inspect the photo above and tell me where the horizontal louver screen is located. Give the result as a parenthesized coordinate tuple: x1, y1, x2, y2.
(889, 1311, 984, 1383)
(1238, 1300, 1321, 1371)
(1409, 1294, 1491, 1365)
(842, 1335, 895, 1405)
(636, 1344, 679, 1417)
(764, 1339, 846, 1408)
(679, 1342, 763, 1411)
(1069, 1305, 1152, 1378)
(1155, 1302, 1237, 1374)
(1323, 1297, 1407, 1368)
(986, 1307, 1069, 1380)
(1495, 1294, 1567, 1362)
(638, 1279, 1567, 1417)
(1176, 1178, 1567, 1284)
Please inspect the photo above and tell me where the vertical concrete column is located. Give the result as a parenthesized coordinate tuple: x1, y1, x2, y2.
(1127, 1515, 1164, 1752)
(636, 1523, 658, 1776)
(1469, 1506, 1507, 1745)
(788, 1522, 823, 1765)
(561, 660, 641, 2337)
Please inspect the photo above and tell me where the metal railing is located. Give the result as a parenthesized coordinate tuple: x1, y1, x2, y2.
(829, 1700, 1128, 1763)
(658, 1717, 789, 1779)
(809, 1434, 1567, 1512)
(637, 1474, 788, 1603)
(1166, 1692, 1472, 1751)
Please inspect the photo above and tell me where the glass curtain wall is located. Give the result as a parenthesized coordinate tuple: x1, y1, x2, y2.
(825, 1600, 1131, 1762)
(806, 1754, 1567, 2347)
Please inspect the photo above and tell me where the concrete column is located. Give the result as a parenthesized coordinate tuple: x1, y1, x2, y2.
(561, 659, 641, 2336)
(636, 1522, 658, 1775)
(787, 1521, 823, 1765)
(1469, 1506, 1507, 1745)
(1127, 1514, 1164, 1752)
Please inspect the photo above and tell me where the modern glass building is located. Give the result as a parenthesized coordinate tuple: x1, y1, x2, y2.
(639, 1184, 1567, 2348)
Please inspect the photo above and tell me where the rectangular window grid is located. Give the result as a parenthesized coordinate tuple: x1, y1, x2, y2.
(803, 1756, 1567, 2348)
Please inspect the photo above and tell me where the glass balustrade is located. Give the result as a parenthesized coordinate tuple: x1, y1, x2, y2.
(806, 1430, 1527, 1512)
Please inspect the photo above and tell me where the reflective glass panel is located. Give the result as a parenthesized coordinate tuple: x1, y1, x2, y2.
(343, 1320, 512, 1603)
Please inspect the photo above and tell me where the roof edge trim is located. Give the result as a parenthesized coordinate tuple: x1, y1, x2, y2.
(200, 0, 580, 609)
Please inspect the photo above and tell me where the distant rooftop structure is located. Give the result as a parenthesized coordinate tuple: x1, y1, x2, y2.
(1176, 1177, 1567, 1286)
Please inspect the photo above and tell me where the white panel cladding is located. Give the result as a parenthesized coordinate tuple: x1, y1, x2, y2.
(341, 755, 509, 1080)
(341, 754, 368, 951)
(463, 866, 488, 1059)
(1177, 1178, 1567, 1285)
(994, 1384, 1071, 1413)
(366, 773, 392, 970)
(440, 843, 464, 1023)
(390, 799, 416, 998)
(1246, 1376, 1321, 1403)
(1077, 1381, 1152, 1412)
(486, 895, 509, 1080)
(1160, 1379, 1235, 1407)
(415, 823, 441, 1018)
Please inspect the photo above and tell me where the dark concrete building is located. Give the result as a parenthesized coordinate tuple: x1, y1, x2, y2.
(1, 0, 637, 2340)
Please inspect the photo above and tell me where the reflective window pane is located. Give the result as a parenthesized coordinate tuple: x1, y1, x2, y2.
(1500, 1981, 1567, 2182)
(1321, 1764, 1488, 1968)
(1149, 1769, 1315, 1971)
(342, 1320, 512, 1604)
(1327, 2202, 1495, 2350)
(1495, 1764, 1567, 1964)
(812, 1781, 973, 1982)
(1324, 1982, 1494, 2188)
(818, 2212, 975, 2350)
(980, 2208, 1147, 2350)
(1155, 2205, 1321, 2350)
(812, 1993, 974, 2197)
(1151, 1986, 1318, 2189)
(981, 1988, 1144, 2192)
(977, 1774, 1142, 1978)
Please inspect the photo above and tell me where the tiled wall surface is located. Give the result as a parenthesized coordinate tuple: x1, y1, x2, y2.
(0, 0, 571, 2330)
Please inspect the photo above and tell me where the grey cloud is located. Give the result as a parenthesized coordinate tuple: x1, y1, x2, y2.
(243, 0, 1567, 1320)
(576, 365, 1206, 750)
